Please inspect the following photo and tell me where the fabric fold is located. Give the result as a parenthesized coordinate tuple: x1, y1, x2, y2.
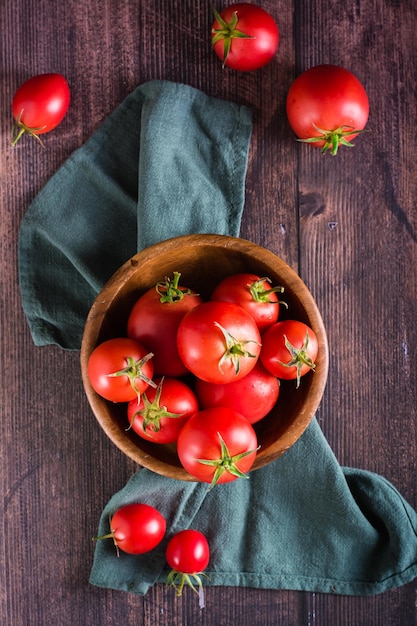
(18, 80, 252, 349)
(89, 419, 417, 596)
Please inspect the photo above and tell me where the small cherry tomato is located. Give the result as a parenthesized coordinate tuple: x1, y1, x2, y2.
(166, 529, 210, 605)
(210, 272, 284, 332)
(195, 360, 279, 424)
(127, 376, 199, 443)
(260, 320, 318, 387)
(211, 3, 279, 71)
(177, 301, 261, 384)
(94, 503, 166, 555)
(87, 337, 155, 402)
(11, 73, 70, 145)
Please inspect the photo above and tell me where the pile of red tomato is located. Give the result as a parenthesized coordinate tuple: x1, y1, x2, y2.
(87, 271, 318, 488)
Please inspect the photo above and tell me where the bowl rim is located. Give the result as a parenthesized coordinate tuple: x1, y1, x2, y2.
(80, 233, 329, 480)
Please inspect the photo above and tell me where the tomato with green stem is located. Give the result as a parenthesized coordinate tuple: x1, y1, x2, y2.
(260, 320, 318, 387)
(210, 272, 284, 332)
(211, 3, 279, 71)
(11, 73, 70, 146)
(286, 64, 369, 155)
(127, 376, 199, 443)
(127, 272, 203, 377)
(166, 529, 210, 608)
(176, 407, 259, 487)
(177, 301, 262, 384)
(87, 337, 155, 402)
(93, 503, 166, 555)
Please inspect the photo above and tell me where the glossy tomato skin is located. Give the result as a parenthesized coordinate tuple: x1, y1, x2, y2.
(260, 320, 318, 382)
(176, 301, 262, 384)
(127, 376, 199, 443)
(211, 272, 282, 332)
(286, 64, 369, 151)
(166, 529, 210, 574)
(12, 73, 70, 135)
(110, 503, 166, 555)
(127, 283, 203, 377)
(195, 360, 279, 424)
(87, 337, 154, 402)
(212, 3, 279, 71)
(177, 407, 258, 484)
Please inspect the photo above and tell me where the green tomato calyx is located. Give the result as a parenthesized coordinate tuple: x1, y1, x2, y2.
(211, 7, 254, 68)
(11, 109, 47, 147)
(107, 352, 156, 400)
(167, 569, 208, 608)
(298, 123, 368, 156)
(92, 515, 120, 557)
(249, 276, 284, 303)
(214, 321, 260, 375)
(155, 271, 195, 303)
(127, 377, 184, 434)
(279, 332, 316, 388)
(196, 432, 259, 489)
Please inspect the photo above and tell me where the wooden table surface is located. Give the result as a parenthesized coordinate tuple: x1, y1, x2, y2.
(1, 1, 417, 624)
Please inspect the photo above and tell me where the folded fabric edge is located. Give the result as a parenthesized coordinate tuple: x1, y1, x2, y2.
(90, 559, 417, 597)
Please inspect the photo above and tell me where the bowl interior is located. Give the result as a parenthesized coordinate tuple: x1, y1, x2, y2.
(81, 234, 329, 480)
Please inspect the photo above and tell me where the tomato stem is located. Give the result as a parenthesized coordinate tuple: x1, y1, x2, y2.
(279, 331, 316, 388)
(11, 110, 46, 147)
(92, 531, 113, 541)
(249, 277, 284, 303)
(211, 7, 254, 68)
(155, 272, 194, 303)
(214, 321, 260, 375)
(92, 515, 120, 557)
(298, 123, 368, 156)
(166, 569, 208, 607)
(107, 352, 156, 400)
(126, 377, 184, 434)
(196, 432, 259, 489)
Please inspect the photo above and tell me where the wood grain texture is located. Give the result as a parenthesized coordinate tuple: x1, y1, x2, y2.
(1, 1, 416, 625)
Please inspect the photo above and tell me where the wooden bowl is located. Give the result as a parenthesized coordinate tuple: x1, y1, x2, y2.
(80, 234, 329, 480)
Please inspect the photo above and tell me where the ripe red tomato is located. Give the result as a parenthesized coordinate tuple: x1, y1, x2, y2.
(210, 272, 284, 332)
(176, 407, 258, 486)
(211, 3, 279, 71)
(127, 273, 203, 377)
(95, 503, 166, 555)
(166, 529, 210, 603)
(87, 337, 155, 402)
(195, 360, 279, 424)
(260, 320, 318, 387)
(177, 301, 261, 384)
(166, 529, 210, 575)
(127, 376, 199, 444)
(286, 64, 369, 155)
(11, 73, 70, 145)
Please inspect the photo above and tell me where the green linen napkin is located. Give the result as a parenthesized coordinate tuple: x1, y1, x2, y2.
(18, 80, 417, 596)
(90, 420, 417, 596)
(18, 80, 251, 349)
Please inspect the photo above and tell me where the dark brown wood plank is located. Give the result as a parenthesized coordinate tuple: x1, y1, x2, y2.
(1, 0, 416, 625)
(294, 0, 417, 624)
